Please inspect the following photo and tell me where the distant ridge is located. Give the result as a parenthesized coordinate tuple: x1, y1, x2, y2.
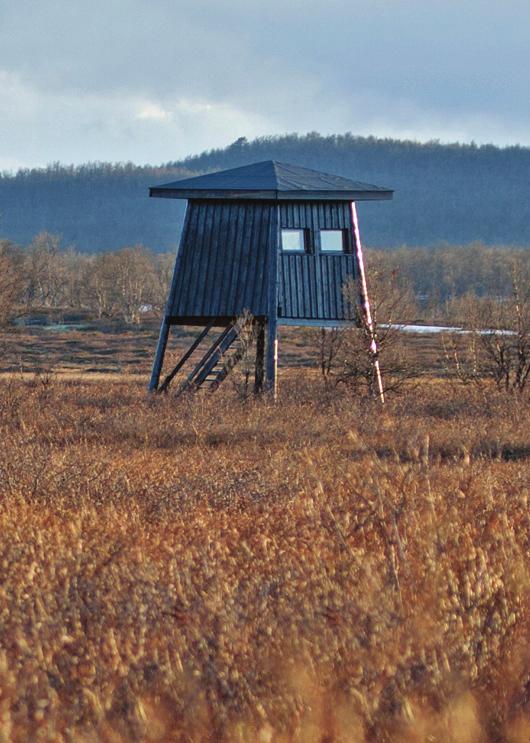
(1, 133, 530, 251)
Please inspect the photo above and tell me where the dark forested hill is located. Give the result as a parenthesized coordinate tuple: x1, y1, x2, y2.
(0, 162, 192, 252)
(1, 133, 530, 251)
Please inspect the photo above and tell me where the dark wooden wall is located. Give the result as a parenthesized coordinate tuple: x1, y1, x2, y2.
(278, 254, 355, 320)
(168, 199, 357, 324)
(169, 200, 273, 319)
(278, 201, 356, 321)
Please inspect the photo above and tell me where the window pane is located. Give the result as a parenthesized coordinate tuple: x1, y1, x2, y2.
(281, 229, 305, 252)
(320, 230, 344, 252)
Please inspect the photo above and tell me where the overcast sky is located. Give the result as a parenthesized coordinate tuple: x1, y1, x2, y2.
(1, 0, 529, 170)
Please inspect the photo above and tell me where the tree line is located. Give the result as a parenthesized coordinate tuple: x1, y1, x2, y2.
(0, 233, 173, 326)
(1, 233, 527, 328)
(369, 243, 529, 309)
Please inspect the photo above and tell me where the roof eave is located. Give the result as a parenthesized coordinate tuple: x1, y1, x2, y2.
(149, 187, 278, 200)
(277, 189, 393, 202)
(149, 187, 394, 201)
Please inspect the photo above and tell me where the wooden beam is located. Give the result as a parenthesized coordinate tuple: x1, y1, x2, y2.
(159, 321, 215, 393)
(179, 323, 235, 393)
(149, 317, 170, 391)
(149, 189, 393, 202)
(265, 320, 278, 397)
(278, 318, 352, 328)
(350, 201, 385, 404)
(265, 205, 280, 398)
(254, 319, 265, 394)
(148, 204, 191, 392)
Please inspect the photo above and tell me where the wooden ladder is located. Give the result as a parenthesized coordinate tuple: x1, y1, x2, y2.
(159, 317, 255, 396)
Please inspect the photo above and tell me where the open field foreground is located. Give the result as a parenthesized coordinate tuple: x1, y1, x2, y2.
(0, 375, 529, 742)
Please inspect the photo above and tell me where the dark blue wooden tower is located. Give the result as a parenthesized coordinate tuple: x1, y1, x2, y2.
(148, 161, 392, 395)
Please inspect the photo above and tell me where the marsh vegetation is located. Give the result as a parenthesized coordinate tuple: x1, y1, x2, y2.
(0, 368, 528, 741)
(0, 239, 528, 740)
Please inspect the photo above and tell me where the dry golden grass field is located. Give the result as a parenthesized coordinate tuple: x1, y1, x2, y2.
(0, 325, 528, 742)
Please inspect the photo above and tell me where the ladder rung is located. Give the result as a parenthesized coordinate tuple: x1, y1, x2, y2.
(172, 318, 255, 397)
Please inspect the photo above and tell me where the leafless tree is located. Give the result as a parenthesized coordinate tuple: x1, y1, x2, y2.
(151, 252, 174, 311)
(443, 258, 530, 394)
(304, 327, 346, 384)
(84, 253, 118, 319)
(0, 241, 19, 326)
(23, 232, 69, 309)
(318, 261, 419, 396)
(111, 246, 159, 324)
(60, 249, 91, 309)
(82, 246, 160, 323)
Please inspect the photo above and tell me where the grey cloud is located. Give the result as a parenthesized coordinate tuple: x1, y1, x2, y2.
(1, 0, 529, 168)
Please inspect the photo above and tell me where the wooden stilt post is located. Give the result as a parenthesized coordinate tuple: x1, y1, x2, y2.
(149, 316, 170, 391)
(266, 313, 279, 399)
(148, 205, 192, 393)
(350, 201, 385, 404)
(265, 205, 280, 399)
(159, 320, 215, 393)
(273, 335, 278, 400)
(254, 319, 265, 394)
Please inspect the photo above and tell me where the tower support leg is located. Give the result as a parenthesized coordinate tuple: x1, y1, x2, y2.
(265, 317, 278, 400)
(149, 316, 170, 392)
(254, 319, 265, 394)
(350, 202, 385, 403)
(265, 204, 280, 400)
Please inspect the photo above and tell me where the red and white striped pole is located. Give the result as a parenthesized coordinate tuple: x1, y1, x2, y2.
(350, 202, 385, 404)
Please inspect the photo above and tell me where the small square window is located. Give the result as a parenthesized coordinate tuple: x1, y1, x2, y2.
(320, 230, 345, 253)
(281, 229, 306, 252)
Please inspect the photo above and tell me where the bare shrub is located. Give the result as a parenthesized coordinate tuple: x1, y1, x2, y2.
(23, 232, 69, 309)
(304, 326, 346, 384)
(0, 240, 19, 326)
(84, 246, 160, 323)
(224, 311, 258, 399)
(307, 261, 419, 396)
(0, 377, 527, 739)
(443, 258, 530, 394)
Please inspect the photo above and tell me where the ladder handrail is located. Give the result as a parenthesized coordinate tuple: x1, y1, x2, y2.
(204, 318, 257, 389)
(176, 323, 236, 395)
(159, 320, 216, 392)
(166, 314, 256, 399)
(193, 326, 239, 387)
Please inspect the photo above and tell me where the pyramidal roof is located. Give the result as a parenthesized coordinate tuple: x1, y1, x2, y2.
(149, 160, 393, 202)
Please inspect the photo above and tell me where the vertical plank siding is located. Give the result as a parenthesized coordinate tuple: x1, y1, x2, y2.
(170, 200, 272, 318)
(278, 201, 356, 321)
(169, 199, 357, 323)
